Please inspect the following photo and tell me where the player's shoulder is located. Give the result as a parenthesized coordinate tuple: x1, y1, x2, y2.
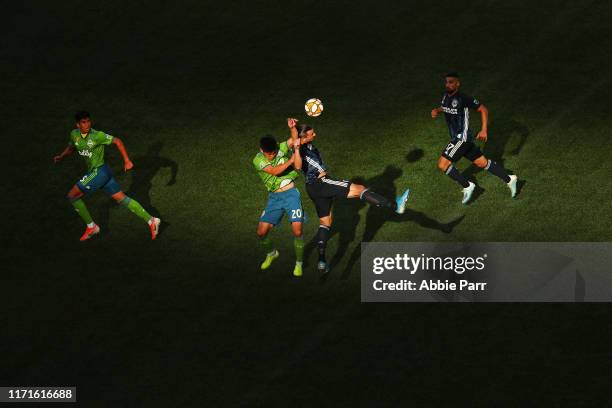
(91, 128, 107, 137)
(253, 152, 269, 169)
(70, 128, 79, 137)
(459, 91, 478, 102)
(93, 129, 114, 141)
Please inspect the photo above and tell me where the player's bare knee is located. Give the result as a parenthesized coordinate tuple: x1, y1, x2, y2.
(437, 158, 450, 172)
(291, 224, 303, 237)
(67, 187, 83, 201)
(474, 156, 488, 168)
(112, 191, 126, 202)
(347, 183, 365, 198)
(256, 223, 271, 238)
(319, 217, 332, 228)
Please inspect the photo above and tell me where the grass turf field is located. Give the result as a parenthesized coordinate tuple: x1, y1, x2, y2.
(3, 0, 612, 405)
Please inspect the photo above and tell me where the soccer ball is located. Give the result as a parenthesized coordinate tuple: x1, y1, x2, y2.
(305, 98, 324, 117)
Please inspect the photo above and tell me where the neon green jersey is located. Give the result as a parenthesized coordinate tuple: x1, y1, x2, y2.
(70, 128, 114, 171)
(253, 141, 299, 192)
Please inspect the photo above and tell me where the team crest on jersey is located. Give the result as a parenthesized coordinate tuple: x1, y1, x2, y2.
(87, 140, 94, 147)
(451, 99, 459, 108)
(473, 98, 479, 105)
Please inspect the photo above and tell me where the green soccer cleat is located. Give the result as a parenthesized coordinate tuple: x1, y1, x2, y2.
(293, 262, 303, 277)
(507, 175, 518, 198)
(260, 249, 279, 270)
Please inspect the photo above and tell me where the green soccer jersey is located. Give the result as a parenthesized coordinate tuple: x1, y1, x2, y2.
(253, 141, 299, 192)
(70, 128, 114, 171)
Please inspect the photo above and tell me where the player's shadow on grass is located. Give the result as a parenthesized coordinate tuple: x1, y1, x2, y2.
(97, 142, 178, 236)
(462, 118, 529, 182)
(304, 166, 464, 280)
(341, 167, 464, 279)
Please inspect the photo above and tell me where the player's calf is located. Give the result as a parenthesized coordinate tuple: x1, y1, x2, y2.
(316, 223, 331, 274)
(440, 157, 471, 189)
(477, 157, 511, 184)
(66, 185, 97, 234)
(354, 183, 408, 213)
(115, 194, 160, 239)
(291, 222, 304, 277)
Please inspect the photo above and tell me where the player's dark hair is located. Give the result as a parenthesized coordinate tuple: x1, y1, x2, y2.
(75, 111, 90, 122)
(260, 135, 279, 153)
(297, 124, 312, 138)
(446, 72, 459, 79)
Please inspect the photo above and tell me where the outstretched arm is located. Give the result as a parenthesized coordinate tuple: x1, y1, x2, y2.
(286, 118, 299, 147)
(292, 138, 302, 170)
(476, 105, 489, 141)
(53, 144, 74, 163)
(112, 137, 134, 172)
(262, 155, 295, 176)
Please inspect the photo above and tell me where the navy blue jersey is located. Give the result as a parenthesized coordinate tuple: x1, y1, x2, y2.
(440, 91, 481, 142)
(299, 143, 327, 184)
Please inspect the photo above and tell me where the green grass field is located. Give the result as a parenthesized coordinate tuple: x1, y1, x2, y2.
(3, 1, 612, 405)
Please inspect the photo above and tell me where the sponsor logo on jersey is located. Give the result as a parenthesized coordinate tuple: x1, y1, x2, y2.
(442, 107, 458, 114)
(78, 149, 93, 158)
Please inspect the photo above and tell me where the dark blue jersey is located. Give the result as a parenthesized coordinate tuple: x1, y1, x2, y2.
(440, 91, 481, 142)
(299, 142, 327, 184)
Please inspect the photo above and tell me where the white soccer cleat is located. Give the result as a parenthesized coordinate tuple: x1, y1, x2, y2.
(507, 175, 518, 198)
(462, 182, 476, 205)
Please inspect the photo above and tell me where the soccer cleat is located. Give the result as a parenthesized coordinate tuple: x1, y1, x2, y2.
(260, 250, 279, 270)
(293, 263, 303, 277)
(79, 224, 100, 241)
(149, 217, 161, 240)
(395, 188, 410, 214)
(507, 175, 518, 198)
(317, 260, 330, 274)
(462, 182, 476, 205)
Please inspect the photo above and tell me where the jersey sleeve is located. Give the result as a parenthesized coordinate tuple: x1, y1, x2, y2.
(93, 131, 114, 145)
(278, 141, 290, 155)
(464, 94, 481, 110)
(253, 154, 270, 171)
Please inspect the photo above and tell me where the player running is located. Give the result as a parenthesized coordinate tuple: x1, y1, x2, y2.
(291, 122, 410, 274)
(431, 72, 518, 204)
(253, 119, 305, 277)
(53, 111, 160, 241)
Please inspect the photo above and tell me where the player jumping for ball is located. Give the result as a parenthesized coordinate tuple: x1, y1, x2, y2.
(53, 111, 161, 240)
(431, 72, 518, 204)
(253, 119, 305, 277)
(291, 121, 410, 274)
